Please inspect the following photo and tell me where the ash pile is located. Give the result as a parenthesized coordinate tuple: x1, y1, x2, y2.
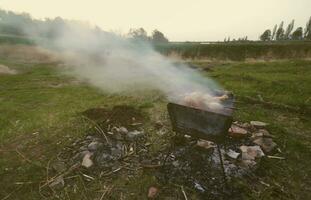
(48, 103, 282, 199)
(156, 120, 281, 198)
(57, 106, 157, 180)
(72, 126, 147, 171)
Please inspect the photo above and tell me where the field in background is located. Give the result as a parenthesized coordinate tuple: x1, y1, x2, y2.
(155, 41, 311, 61)
(1, 35, 311, 62)
(0, 44, 310, 199)
(0, 35, 35, 45)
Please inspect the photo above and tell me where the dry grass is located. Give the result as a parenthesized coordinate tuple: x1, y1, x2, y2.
(0, 64, 17, 74)
(0, 44, 61, 64)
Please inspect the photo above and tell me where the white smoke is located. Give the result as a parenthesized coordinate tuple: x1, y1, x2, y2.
(34, 22, 223, 105)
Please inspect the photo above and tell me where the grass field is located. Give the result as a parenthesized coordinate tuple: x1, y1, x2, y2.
(1, 35, 311, 62)
(0, 55, 310, 199)
(155, 42, 311, 61)
(0, 35, 35, 45)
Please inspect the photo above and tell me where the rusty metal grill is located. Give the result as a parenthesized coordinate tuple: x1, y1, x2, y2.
(167, 96, 234, 142)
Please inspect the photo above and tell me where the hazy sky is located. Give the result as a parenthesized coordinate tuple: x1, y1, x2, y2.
(1, 0, 310, 41)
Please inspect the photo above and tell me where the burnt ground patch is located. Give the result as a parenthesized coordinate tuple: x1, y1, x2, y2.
(82, 105, 146, 128)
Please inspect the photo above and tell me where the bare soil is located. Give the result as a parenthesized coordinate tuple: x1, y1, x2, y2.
(82, 105, 146, 127)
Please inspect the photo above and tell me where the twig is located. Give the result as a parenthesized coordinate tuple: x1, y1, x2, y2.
(40, 163, 80, 188)
(260, 181, 270, 187)
(15, 148, 43, 168)
(15, 148, 32, 163)
(170, 182, 197, 193)
(46, 159, 51, 183)
(113, 167, 122, 173)
(141, 164, 162, 168)
(78, 174, 90, 200)
(94, 126, 109, 144)
(99, 185, 114, 200)
(122, 166, 142, 171)
(181, 186, 188, 200)
(14, 181, 37, 185)
(82, 116, 110, 144)
(1, 185, 23, 200)
(267, 155, 285, 160)
(99, 189, 108, 200)
(102, 167, 122, 176)
(120, 192, 124, 200)
(64, 175, 79, 180)
(81, 173, 95, 180)
(65, 189, 71, 200)
(38, 181, 48, 199)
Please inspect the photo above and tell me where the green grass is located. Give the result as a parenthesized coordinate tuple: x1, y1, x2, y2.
(209, 60, 311, 199)
(0, 35, 34, 45)
(210, 60, 311, 109)
(0, 59, 310, 199)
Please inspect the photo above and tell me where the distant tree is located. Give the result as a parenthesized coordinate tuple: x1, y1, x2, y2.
(271, 24, 277, 40)
(0, 9, 32, 36)
(45, 17, 66, 39)
(0, 8, 137, 43)
(284, 20, 295, 40)
(227, 37, 230, 42)
(260, 29, 271, 41)
(151, 29, 169, 43)
(224, 37, 227, 42)
(304, 16, 311, 40)
(237, 36, 248, 42)
(128, 28, 149, 41)
(291, 27, 303, 40)
(276, 21, 285, 40)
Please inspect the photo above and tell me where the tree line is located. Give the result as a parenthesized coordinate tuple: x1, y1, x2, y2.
(0, 9, 169, 43)
(1, 9, 310, 43)
(224, 36, 248, 43)
(128, 28, 168, 43)
(260, 17, 311, 41)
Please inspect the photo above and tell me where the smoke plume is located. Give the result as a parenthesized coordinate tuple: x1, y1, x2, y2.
(31, 21, 223, 105)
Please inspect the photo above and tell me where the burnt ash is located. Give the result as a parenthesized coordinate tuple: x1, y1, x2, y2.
(55, 106, 154, 188)
(52, 106, 279, 199)
(156, 136, 245, 200)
